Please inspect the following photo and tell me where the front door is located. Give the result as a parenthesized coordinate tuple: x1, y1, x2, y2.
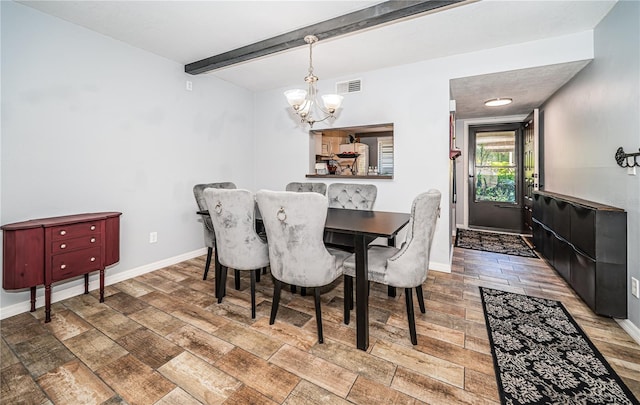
(468, 123, 524, 233)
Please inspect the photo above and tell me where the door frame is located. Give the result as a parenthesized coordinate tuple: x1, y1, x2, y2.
(459, 115, 528, 230)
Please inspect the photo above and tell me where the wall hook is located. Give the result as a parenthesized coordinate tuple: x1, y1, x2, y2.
(615, 147, 640, 168)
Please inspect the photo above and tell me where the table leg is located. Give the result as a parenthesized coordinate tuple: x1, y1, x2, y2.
(45, 284, 52, 323)
(214, 240, 221, 299)
(355, 234, 369, 351)
(99, 269, 105, 303)
(30, 287, 36, 312)
(84, 274, 89, 294)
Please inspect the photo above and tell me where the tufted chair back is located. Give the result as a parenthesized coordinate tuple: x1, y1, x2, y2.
(203, 188, 269, 271)
(285, 182, 327, 195)
(193, 182, 236, 248)
(327, 183, 377, 210)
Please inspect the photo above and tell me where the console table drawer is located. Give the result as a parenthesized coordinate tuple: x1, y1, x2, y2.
(51, 247, 102, 282)
(51, 221, 101, 241)
(51, 235, 100, 254)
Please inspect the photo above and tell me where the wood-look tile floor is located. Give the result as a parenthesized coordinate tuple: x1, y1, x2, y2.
(2, 246, 639, 404)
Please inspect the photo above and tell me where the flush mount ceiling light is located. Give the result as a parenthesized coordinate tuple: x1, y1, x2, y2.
(484, 98, 513, 107)
(284, 35, 343, 127)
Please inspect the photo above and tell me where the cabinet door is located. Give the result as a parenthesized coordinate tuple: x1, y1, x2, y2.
(2, 228, 44, 289)
(552, 236, 571, 282)
(571, 205, 595, 257)
(570, 250, 596, 310)
(553, 199, 571, 241)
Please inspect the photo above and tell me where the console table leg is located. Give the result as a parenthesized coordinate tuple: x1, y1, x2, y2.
(99, 269, 105, 303)
(45, 284, 52, 323)
(84, 274, 89, 294)
(30, 287, 36, 312)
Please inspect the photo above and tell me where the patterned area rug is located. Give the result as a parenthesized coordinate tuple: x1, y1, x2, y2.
(480, 287, 639, 405)
(455, 228, 537, 258)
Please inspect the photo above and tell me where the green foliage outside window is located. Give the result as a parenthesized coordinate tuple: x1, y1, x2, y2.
(475, 145, 516, 203)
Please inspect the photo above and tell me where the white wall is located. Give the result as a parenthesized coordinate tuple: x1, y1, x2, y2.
(0, 2, 256, 315)
(542, 1, 640, 330)
(252, 31, 595, 272)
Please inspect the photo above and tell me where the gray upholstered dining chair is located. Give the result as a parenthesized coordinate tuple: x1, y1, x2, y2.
(285, 182, 327, 195)
(342, 189, 441, 345)
(285, 181, 327, 295)
(203, 188, 270, 319)
(327, 183, 377, 210)
(256, 190, 350, 344)
(193, 182, 236, 280)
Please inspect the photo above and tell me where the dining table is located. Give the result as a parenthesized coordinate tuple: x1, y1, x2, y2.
(197, 207, 411, 351)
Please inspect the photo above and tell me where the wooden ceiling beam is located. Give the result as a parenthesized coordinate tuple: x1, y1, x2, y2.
(185, 0, 466, 75)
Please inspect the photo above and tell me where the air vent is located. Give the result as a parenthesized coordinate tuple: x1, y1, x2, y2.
(336, 79, 362, 94)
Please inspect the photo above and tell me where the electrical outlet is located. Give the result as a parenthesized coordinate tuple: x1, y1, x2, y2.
(632, 277, 639, 299)
(149, 232, 158, 244)
(186, 80, 193, 91)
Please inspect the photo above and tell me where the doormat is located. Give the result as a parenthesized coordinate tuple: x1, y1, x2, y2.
(480, 287, 639, 405)
(455, 228, 537, 258)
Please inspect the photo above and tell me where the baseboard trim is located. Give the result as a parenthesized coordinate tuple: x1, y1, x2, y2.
(0, 248, 207, 320)
(615, 318, 640, 346)
(430, 260, 451, 273)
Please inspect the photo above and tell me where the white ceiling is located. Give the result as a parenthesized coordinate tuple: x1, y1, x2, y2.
(19, 0, 616, 118)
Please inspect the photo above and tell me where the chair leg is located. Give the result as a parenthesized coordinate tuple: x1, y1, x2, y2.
(290, 285, 297, 294)
(255, 269, 261, 283)
(314, 288, 324, 344)
(262, 267, 267, 275)
(416, 285, 426, 314)
(388, 286, 396, 297)
(250, 270, 256, 319)
(217, 267, 228, 303)
(203, 247, 213, 280)
(234, 270, 241, 290)
(270, 279, 282, 325)
(405, 288, 417, 345)
(301, 287, 307, 296)
(344, 275, 353, 325)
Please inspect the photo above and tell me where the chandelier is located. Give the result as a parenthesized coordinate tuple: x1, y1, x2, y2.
(284, 35, 343, 127)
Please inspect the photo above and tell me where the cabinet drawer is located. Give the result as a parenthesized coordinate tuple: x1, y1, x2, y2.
(51, 247, 102, 282)
(51, 221, 101, 241)
(51, 235, 100, 254)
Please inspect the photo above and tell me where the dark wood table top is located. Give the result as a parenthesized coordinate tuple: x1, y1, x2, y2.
(324, 208, 410, 238)
(198, 208, 410, 238)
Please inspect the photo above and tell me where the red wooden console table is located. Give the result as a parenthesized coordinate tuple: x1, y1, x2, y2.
(2, 212, 121, 322)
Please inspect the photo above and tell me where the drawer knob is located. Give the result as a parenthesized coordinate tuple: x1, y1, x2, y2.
(90, 225, 96, 231)
(90, 257, 96, 262)
(60, 264, 67, 269)
(60, 243, 67, 249)
(90, 238, 96, 243)
(60, 230, 67, 236)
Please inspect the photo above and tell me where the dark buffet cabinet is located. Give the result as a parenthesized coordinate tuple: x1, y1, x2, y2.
(2, 212, 121, 322)
(532, 191, 626, 318)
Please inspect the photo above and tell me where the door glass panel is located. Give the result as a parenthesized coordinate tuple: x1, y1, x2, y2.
(474, 131, 516, 203)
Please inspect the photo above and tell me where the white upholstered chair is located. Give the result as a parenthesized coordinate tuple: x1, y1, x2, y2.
(256, 190, 350, 343)
(343, 189, 441, 345)
(203, 188, 270, 319)
(193, 182, 236, 280)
